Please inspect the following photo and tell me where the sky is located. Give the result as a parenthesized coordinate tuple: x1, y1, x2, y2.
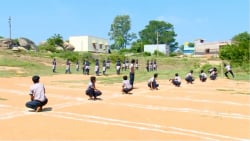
(0, 0, 249, 46)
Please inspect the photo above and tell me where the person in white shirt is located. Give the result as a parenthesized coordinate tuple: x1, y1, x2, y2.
(85, 76, 102, 100)
(185, 70, 195, 84)
(122, 75, 133, 94)
(148, 73, 159, 90)
(170, 73, 181, 87)
(199, 70, 207, 82)
(25, 75, 48, 112)
(224, 64, 234, 79)
(209, 67, 217, 80)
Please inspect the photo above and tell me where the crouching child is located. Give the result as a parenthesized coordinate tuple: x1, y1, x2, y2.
(122, 75, 133, 94)
(170, 73, 181, 87)
(85, 76, 102, 100)
(25, 75, 48, 112)
(148, 73, 159, 90)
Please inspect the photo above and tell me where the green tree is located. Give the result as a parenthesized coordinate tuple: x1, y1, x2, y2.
(108, 15, 137, 49)
(38, 34, 64, 52)
(47, 34, 64, 47)
(139, 20, 178, 52)
(188, 42, 194, 47)
(179, 44, 184, 52)
(130, 39, 144, 53)
(219, 32, 250, 64)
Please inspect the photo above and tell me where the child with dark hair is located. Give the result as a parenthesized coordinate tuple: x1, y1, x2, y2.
(106, 58, 111, 69)
(85, 76, 102, 100)
(52, 58, 56, 73)
(199, 70, 207, 82)
(82, 59, 86, 74)
(125, 59, 129, 71)
(76, 60, 80, 71)
(116, 59, 121, 75)
(185, 70, 195, 84)
(65, 59, 71, 74)
(209, 67, 217, 80)
(25, 75, 48, 112)
(129, 59, 135, 88)
(122, 60, 126, 71)
(146, 60, 150, 72)
(102, 60, 107, 75)
(170, 73, 181, 87)
(224, 63, 234, 79)
(85, 60, 90, 75)
(148, 73, 159, 90)
(135, 59, 139, 70)
(95, 59, 100, 76)
(153, 59, 157, 71)
(122, 75, 133, 94)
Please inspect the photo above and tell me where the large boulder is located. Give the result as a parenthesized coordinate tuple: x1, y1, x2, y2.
(18, 37, 37, 50)
(63, 42, 75, 51)
(0, 38, 12, 48)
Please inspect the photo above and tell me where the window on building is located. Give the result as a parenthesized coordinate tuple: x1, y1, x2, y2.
(92, 43, 97, 50)
(205, 48, 210, 54)
(99, 44, 103, 49)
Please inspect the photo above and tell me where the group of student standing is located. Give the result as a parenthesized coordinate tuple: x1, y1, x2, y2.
(52, 58, 140, 76)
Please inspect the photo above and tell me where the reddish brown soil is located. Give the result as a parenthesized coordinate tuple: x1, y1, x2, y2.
(0, 74, 249, 140)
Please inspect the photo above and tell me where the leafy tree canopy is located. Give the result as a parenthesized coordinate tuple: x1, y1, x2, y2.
(108, 15, 137, 49)
(219, 32, 250, 66)
(139, 20, 178, 52)
(38, 34, 64, 52)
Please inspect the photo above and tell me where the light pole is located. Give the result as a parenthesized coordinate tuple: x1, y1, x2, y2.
(156, 31, 159, 57)
(8, 16, 12, 48)
(156, 27, 168, 57)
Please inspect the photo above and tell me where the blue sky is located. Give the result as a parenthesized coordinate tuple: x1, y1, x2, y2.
(0, 0, 249, 46)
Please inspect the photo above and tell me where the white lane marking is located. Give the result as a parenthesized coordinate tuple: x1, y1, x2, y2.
(143, 95, 250, 107)
(43, 111, 219, 141)
(0, 104, 10, 108)
(1, 86, 250, 107)
(104, 102, 250, 120)
(169, 127, 250, 141)
(125, 89, 250, 107)
(0, 111, 32, 119)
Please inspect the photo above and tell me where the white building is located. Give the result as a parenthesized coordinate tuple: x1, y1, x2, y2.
(194, 39, 231, 55)
(144, 44, 170, 55)
(69, 35, 109, 53)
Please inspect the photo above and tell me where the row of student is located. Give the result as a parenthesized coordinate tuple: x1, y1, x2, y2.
(52, 58, 158, 75)
(26, 63, 235, 112)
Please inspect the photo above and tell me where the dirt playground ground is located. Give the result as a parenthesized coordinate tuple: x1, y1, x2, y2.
(0, 74, 250, 141)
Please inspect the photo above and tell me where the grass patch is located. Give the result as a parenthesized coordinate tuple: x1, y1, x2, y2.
(216, 89, 235, 91)
(0, 49, 249, 82)
(0, 97, 7, 100)
(232, 92, 250, 95)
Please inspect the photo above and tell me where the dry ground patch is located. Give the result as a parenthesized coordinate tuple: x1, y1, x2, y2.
(0, 74, 250, 141)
